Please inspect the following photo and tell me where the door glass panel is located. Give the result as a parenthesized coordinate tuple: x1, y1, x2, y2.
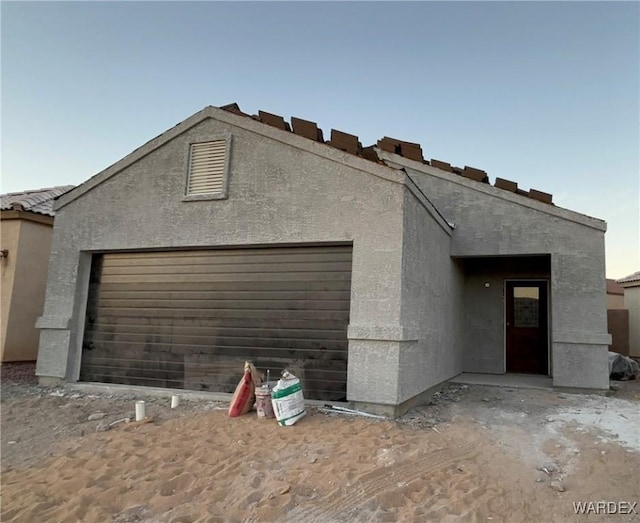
(513, 287, 539, 327)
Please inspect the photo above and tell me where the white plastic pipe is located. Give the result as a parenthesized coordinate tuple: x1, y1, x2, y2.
(171, 395, 180, 409)
(135, 400, 145, 421)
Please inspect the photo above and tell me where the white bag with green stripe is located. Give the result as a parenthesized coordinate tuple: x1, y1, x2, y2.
(271, 370, 306, 426)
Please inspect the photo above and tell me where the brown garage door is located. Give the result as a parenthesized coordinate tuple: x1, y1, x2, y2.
(80, 245, 352, 400)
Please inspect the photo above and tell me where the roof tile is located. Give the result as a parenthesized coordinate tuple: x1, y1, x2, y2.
(1, 185, 75, 216)
(617, 271, 640, 285)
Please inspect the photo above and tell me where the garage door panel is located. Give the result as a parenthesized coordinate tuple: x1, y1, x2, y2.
(81, 348, 184, 388)
(82, 352, 347, 395)
(99, 281, 351, 292)
(101, 261, 353, 276)
(98, 298, 350, 311)
(85, 333, 348, 352)
(92, 308, 350, 321)
(89, 324, 347, 343)
(98, 290, 352, 302)
(100, 271, 351, 284)
(85, 341, 348, 360)
(81, 245, 352, 400)
(90, 316, 349, 332)
(102, 245, 352, 262)
(103, 252, 354, 267)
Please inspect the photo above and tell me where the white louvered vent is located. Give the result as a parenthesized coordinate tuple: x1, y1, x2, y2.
(187, 140, 227, 195)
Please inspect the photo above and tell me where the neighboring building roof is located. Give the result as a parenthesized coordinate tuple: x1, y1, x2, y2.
(606, 278, 624, 295)
(617, 271, 640, 287)
(1, 185, 75, 216)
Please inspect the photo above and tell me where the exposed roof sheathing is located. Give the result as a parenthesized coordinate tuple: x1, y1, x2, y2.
(221, 103, 554, 205)
(1, 185, 75, 216)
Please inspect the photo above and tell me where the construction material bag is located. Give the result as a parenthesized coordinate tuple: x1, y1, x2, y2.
(228, 361, 261, 417)
(609, 351, 640, 380)
(271, 370, 306, 426)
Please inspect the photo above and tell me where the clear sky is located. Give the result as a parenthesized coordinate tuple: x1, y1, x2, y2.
(2, 1, 638, 278)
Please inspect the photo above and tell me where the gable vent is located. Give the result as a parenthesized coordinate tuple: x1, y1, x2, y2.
(187, 140, 227, 195)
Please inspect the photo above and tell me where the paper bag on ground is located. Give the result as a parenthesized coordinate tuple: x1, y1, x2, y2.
(271, 370, 306, 426)
(228, 361, 259, 417)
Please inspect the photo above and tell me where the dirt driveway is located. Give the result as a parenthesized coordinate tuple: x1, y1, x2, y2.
(1, 364, 639, 522)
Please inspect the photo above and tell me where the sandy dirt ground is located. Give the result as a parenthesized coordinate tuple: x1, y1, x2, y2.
(1, 363, 639, 523)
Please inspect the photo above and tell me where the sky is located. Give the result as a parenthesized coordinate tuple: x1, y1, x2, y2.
(1, 1, 638, 278)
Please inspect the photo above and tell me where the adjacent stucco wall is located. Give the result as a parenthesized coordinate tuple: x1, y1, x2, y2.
(607, 294, 625, 309)
(461, 256, 550, 374)
(1, 219, 20, 359)
(394, 189, 462, 404)
(624, 285, 640, 358)
(1, 217, 54, 362)
(380, 153, 610, 389)
(607, 309, 629, 356)
(37, 112, 414, 406)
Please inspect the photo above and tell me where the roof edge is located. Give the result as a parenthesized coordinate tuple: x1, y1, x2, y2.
(617, 271, 640, 286)
(168, 108, 457, 226)
(376, 149, 607, 233)
(0, 209, 55, 225)
(402, 171, 453, 236)
(54, 107, 215, 211)
(55, 106, 411, 211)
(207, 106, 407, 185)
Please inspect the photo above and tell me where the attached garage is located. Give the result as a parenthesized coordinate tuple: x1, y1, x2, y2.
(36, 104, 611, 416)
(80, 244, 352, 400)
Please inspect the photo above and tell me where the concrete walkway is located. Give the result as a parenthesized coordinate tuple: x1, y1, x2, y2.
(448, 372, 553, 390)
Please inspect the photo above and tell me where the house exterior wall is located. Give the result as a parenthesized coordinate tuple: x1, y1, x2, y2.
(607, 309, 629, 356)
(395, 189, 463, 406)
(1, 216, 54, 362)
(378, 151, 610, 389)
(623, 286, 640, 358)
(607, 294, 625, 309)
(35, 106, 612, 408)
(1, 219, 20, 359)
(36, 113, 445, 409)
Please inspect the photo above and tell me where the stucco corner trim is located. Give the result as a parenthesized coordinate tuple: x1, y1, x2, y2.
(553, 332, 612, 345)
(347, 324, 420, 342)
(36, 316, 71, 330)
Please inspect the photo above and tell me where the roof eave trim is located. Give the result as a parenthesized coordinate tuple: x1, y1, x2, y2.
(376, 150, 607, 233)
(0, 209, 55, 225)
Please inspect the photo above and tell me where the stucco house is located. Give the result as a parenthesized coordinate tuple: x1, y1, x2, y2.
(606, 279, 625, 309)
(1, 186, 74, 363)
(617, 272, 640, 359)
(35, 104, 611, 415)
(606, 279, 629, 356)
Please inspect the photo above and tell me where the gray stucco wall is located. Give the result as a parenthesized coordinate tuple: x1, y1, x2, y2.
(623, 285, 640, 358)
(380, 152, 610, 389)
(37, 110, 441, 407)
(395, 189, 463, 404)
